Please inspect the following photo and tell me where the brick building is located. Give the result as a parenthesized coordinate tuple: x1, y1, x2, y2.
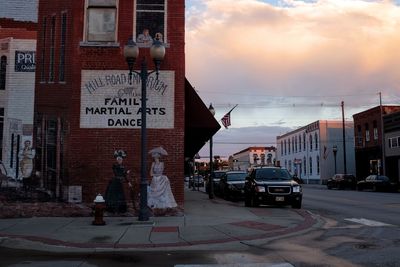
(34, 0, 218, 207)
(383, 111, 400, 183)
(0, 18, 37, 179)
(353, 106, 400, 180)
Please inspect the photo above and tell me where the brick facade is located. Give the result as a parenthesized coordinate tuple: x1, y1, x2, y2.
(353, 106, 400, 179)
(34, 0, 186, 206)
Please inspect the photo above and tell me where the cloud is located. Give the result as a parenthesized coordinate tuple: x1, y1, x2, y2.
(187, 0, 400, 157)
(186, 0, 400, 128)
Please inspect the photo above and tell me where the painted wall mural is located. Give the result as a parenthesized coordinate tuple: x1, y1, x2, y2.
(80, 70, 175, 129)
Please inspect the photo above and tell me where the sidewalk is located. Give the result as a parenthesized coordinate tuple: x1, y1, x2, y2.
(0, 187, 319, 252)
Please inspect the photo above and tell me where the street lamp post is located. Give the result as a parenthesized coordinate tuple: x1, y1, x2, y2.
(124, 38, 165, 221)
(208, 104, 215, 199)
(333, 145, 338, 174)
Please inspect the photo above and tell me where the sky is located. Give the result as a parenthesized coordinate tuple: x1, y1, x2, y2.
(185, 0, 400, 158)
(1, 0, 399, 158)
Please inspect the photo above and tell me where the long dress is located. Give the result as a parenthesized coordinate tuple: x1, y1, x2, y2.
(104, 163, 128, 213)
(147, 162, 177, 209)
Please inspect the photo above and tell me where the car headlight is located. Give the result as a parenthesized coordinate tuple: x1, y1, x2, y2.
(255, 186, 265, 192)
(292, 185, 301, 193)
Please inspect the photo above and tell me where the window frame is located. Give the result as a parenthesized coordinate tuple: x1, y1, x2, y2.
(0, 55, 6, 90)
(83, 0, 119, 44)
(59, 11, 67, 83)
(133, 0, 167, 45)
(48, 15, 56, 83)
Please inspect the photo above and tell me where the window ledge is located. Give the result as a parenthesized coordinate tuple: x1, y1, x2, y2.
(79, 41, 120, 47)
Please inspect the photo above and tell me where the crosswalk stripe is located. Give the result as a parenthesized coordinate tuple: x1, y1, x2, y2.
(344, 218, 393, 227)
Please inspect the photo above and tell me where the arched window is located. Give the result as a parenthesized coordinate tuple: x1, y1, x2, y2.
(0, 56, 6, 90)
(303, 156, 307, 176)
(295, 136, 298, 152)
(303, 133, 306, 150)
(315, 133, 318, 150)
(288, 139, 291, 154)
(309, 157, 313, 175)
(309, 134, 313, 151)
(280, 141, 283, 156)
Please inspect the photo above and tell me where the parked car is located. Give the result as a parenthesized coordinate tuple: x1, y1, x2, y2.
(327, 174, 357, 190)
(206, 170, 226, 194)
(244, 166, 302, 209)
(357, 175, 398, 192)
(219, 170, 248, 200)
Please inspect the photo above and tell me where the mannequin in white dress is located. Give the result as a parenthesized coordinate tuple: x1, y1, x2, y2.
(147, 152, 177, 209)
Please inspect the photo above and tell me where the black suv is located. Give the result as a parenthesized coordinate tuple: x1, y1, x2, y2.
(244, 167, 302, 209)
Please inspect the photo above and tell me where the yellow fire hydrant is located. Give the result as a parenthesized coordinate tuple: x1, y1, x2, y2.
(92, 194, 106, 225)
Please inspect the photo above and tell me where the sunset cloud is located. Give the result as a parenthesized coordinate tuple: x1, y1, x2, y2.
(186, 0, 400, 113)
(186, 0, 400, 156)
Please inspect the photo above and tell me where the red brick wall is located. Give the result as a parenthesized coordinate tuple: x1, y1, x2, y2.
(35, 0, 186, 206)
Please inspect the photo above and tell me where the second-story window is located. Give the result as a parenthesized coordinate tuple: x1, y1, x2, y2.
(373, 120, 378, 140)
(309, 134, 313, 151)
(86, 0, 117, 42)
(315, 133, 318, 150)
(365, 123, 370, 142)
(40, 17, 47, 82)
(357, 125, 363, 146)
(135, 0, 166, 44)
(59, 12, 67, 82)
(298, 134, 301, 152)
(49, 16, 56, 82)
(0, 56, 6, 90)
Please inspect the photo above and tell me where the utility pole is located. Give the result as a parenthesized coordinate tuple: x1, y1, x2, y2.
(379, 92, 386, 175)
(341, 101, 347, 174)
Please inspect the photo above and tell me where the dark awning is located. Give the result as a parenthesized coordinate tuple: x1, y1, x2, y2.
(185, 78, 221, 158)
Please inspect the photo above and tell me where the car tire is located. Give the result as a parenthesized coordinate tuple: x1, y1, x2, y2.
(251, 196, 259, 207)
(327, 185, 332, 190)
(292, 200, 302, 209)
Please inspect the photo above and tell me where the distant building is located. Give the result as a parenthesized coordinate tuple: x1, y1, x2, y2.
(231, 146, 276, 171)
(0, 19, 36, 178)
(383, 110, 400, 183)
(353, 106, 400, 180)
(276, 120, 355, 184)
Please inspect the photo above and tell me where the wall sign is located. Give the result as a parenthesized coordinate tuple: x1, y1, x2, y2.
(14, 51, 36, 72)
(80, 70, 175, 129)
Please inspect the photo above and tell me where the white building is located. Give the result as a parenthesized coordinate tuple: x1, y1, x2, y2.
(0, 37, 36, 178)
(276, 120, 356, 184)
(232, 146, 276, 171)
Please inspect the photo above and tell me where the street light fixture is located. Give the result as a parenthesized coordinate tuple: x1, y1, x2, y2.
(208, 103, 215, 199)
(123, 37, 166, 221)
(332, 145, 338, 174)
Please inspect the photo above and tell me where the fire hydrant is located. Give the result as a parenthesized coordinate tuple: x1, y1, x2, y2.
(92, 194, 106, 226)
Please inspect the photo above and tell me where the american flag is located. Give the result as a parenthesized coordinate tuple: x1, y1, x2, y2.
(221, 112, 231, 129)
(220, 104, 238, 129)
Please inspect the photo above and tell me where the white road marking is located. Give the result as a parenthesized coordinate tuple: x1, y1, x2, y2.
(344, 218, 393, 227)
